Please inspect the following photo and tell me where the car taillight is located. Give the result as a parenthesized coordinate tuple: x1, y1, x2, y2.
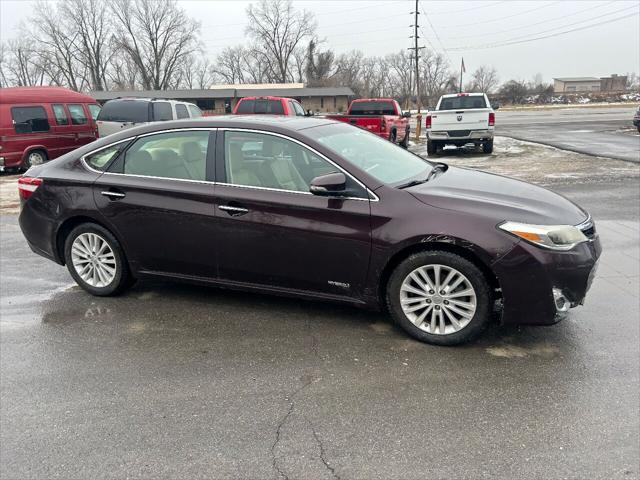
(18, 177, 43, 201)
(381, 117, 386, 130)
(426, 115, 432, 129)
(488, 112, 495, 126)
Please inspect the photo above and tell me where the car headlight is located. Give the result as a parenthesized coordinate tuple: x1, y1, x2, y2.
(498, 221, 588, 250)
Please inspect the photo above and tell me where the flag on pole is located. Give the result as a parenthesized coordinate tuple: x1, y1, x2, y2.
(461, 57, 466, 73)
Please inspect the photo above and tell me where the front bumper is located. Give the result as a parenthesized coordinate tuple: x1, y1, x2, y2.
(492, 233, 602, 326)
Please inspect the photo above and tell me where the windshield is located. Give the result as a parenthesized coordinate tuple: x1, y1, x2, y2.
(349, 101, 396, 115)
(438, 96, 487, 110)
(97, 100, 149, 123)
(305, 123, 431, 185)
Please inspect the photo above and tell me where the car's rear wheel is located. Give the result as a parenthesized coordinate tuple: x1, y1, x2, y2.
(23, 149, 47, 170)
(426, 140, 437, 155)
(64, 223, 132, 296)
(386, 250, 491, 345)
(483, 139, 494, 154)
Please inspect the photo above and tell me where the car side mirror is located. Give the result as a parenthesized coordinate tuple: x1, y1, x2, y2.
(492, 102, 500, 110)
(305, 109, 314, 117)
(309, 172, 347, 196)
(402, 111, 411, 118)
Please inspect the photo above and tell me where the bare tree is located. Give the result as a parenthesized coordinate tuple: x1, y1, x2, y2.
(386, 50, 413, 105)
(245, 0, 316, 83)
(468, 65, 499, 93)
(181, 56, 215, 89)
(499, 79, 529, 104)
(305, 39, 334, 87)
(333, 50, 363, 94)
(59, 0, 113, 91)
(419, 50, 452, 107)
(107, 54, 140, 90)
(109, 0, 200, 90)
(2, 37, 49, 87)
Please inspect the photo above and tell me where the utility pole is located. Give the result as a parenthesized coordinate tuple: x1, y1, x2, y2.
(408, 0, 425, 139)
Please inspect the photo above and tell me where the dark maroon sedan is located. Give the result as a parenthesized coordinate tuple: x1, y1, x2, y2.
(18, 116, 601, 345)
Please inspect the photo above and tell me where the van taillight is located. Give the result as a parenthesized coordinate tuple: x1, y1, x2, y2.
(426, 115, 432, 129)
(488, 112, 495, 126)
(18, 177, 43, 201)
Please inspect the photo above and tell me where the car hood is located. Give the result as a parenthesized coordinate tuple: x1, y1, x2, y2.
(406, 166, 588, 225)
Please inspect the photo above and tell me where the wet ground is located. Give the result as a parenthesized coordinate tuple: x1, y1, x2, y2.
(1, 137, 639, 479)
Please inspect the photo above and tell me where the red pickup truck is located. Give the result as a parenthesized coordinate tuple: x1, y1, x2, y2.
(233, 96, 307, 116)
(326, 99, 411, 148)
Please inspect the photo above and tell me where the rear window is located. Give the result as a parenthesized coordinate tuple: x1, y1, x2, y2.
(153, 102, 173, 121)
(97, 100, 150, 123)
(236, 99, 284, 114)
(438, 96, 487, 110)
(88, 104, 101, 120)
(175, 104, 189, 119)
(11, 106, 50, 133)
(349, 101, 396, 115)
(188, 105, 202, 118)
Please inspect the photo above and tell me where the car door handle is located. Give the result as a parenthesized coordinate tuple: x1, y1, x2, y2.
(101, 190, 126, 199)
(219, 205, 249, 216)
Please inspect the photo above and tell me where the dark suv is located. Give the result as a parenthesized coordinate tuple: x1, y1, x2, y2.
(18, 116, 601, 345)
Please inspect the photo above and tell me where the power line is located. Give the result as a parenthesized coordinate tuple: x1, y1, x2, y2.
(427, 0, 508, 15)
(420, 7, 451, 64)
(435, 1, 563, 29)
(447, 11, 639, 51)
(436, 0, 616, 41)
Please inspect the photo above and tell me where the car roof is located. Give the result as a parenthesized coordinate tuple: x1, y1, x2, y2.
(105, 97, 194, 105)
(440, 93, 485, 98)
(238, 96, 295, 102)
(0, 86, 97, 104)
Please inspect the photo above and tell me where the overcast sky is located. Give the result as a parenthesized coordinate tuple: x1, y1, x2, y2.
(1, 0, 638, 83)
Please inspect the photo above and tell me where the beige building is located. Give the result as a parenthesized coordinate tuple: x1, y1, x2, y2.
(92, 84, 355, 115)
(553, 75, 628, 94)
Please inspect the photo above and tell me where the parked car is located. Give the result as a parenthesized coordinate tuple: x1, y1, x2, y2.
(326, 98, 410, 148)
(0, 86, 100, 172)
(233, 96, 307, 116)
(18, 116, 601, 346)
(426, 93, 497, 155)
(96, 98, 202, 137)
(633, 106, 640, 133)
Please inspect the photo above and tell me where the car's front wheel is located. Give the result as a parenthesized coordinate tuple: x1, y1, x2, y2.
(23, 149, 47, 170)
(64, 223, 132, 296)
(386, 250, 491, 345)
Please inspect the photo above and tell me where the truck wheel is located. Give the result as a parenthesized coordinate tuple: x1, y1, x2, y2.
(427, 140, 437, 155)
(400, 128, 410, 148)
(23, 149, 47, 170)
(482, 140, 494, 154)
(389, 130, 397, 144)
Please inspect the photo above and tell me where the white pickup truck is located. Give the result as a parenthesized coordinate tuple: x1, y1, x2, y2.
(425, 93, 497, 155)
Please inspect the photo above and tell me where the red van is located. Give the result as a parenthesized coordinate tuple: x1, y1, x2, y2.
(0, 86, 101, 172)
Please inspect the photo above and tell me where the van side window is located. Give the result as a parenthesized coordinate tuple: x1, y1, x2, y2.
(153, 102, 173, 121)
(88, 104, 101, 120)
(52, 104, 69, 125)
(11, 106, 50, 134)
(67, 104, 88, 125)
(175, 104, 189, 119)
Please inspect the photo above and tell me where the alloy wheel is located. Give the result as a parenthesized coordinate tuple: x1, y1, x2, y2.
(28, 151, 45, 166)
(71, 233, 117, 288)
(399, 264, 477, 335)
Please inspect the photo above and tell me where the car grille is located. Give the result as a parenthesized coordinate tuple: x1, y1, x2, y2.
(448, 130, 471, 137)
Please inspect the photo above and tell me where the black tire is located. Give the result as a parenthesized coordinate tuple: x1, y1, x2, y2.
(426, 140, 437, 155)
(389, 130, 397, 144)
(64, 223, 133, 296)
(482, 139, 494, 154)
(386, 250, 492, 346)
(22, 149, 47, 170)
(399, 128, 410, 148)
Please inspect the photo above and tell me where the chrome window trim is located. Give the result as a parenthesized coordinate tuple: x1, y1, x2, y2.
(220, 127, 379, 202)
(80, 139, 133, 174)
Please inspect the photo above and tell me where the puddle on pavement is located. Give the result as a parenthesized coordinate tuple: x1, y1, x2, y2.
(485, 343, 560, 359)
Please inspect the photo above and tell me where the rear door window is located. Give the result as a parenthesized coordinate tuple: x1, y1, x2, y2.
(67, 104, 88, 125)
(52, 104, 69, 125)
(175, 104, 189, 119)
(438, 96, 487, 110)
(153, 102, 173, 121)
(84, 142, 128, 171)
(97, 100, 150, 123)
(122, 130, 209, 181)
(11, 106, 50, 133)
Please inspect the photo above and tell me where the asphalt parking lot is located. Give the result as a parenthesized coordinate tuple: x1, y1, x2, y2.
(1, 133, 639, 478)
